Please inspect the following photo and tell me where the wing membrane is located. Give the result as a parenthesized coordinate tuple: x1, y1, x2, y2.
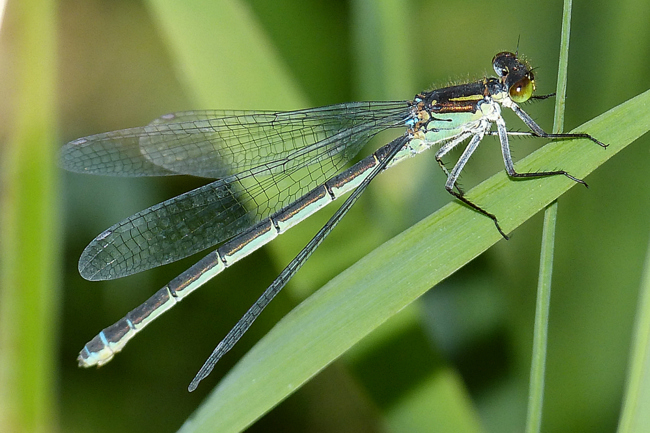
(61, 102, 409, 178)
(72, 102, 411, 280)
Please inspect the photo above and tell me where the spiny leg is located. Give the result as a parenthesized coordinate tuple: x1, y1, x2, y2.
(442, 129, 509, 239)
(495, 116, 589, 187)
(505, 98, 607, 148)
(530, 92, 555, 100)
(434, 131, 472, 196)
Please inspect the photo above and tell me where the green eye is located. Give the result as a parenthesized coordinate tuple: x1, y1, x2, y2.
(509, 76, 534, 103)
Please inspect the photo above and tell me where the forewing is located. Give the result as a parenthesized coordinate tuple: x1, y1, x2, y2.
(76, 102, 411, 280)
(60, 102, 409, 178)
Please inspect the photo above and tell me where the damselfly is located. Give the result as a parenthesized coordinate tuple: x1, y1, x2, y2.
(61, 51, 605, 391)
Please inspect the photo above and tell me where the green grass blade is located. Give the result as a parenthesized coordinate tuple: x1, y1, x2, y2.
(617, 233, 650, 432)
(350, 0, 412, 100)
(145, 0, 306, 109)
(178, 88, 650, 433)
(0, 1, 60, 432)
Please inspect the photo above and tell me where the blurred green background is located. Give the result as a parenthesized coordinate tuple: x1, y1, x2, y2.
(1, 0, 649, 432)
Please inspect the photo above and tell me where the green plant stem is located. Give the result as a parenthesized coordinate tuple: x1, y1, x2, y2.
(526, 205, 557, 433)
(526, 1, 572, 432)
(0, 0, 60, 432)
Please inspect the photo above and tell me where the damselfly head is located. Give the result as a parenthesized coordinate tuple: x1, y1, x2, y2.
(492, 52, 536, 103)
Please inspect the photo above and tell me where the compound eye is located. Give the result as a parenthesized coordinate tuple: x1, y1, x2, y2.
(509, 76, 534, 103)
